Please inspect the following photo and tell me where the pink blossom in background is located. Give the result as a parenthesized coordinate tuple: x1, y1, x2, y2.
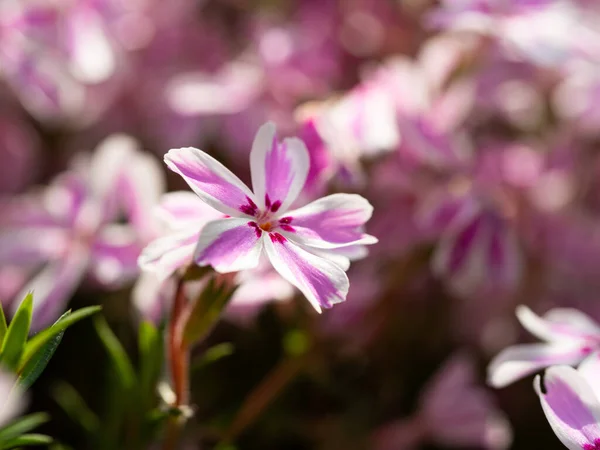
(374, 353, 512, 450)
(488, 306, 600, 388)
(160, 122, 377, 312)
(0, 134, 164, 328)
(0, 0, 124, 125)
(0, 111, 39, 194)
(534, 351, 600, 450)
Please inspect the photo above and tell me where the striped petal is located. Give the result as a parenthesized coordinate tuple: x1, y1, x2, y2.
(250, 122, 309, 213)
(263, 234, 348, 313)
(281, 194, 377, 249)
(194, 218, 263, 273)
(534, 366, 600, 450)
(165, 147, 256, 217)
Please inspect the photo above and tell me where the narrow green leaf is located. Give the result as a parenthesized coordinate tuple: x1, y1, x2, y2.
(192, 343, 234, 371)
(0, 304, 8, 348)
(138, 321, 163, 403)
(20, 306, 101, 371)
(0, 433, 53, 448)
(0, 293, 33, 371)
(93, 317, 136, 390)
(0, 413, 49, 441)
(18, 330, 64, 390)
(182, 278, 236, 346)
(52, 382, 99, 434)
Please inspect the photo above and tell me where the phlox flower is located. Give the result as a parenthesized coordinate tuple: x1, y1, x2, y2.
(488, 306, 600, 388)
(0, 134, 164, 328)
(373, 353, 512, 450)
(534, 351, 600, 450)
(136, 190, 296, 323)
(153, 122, 377, 312)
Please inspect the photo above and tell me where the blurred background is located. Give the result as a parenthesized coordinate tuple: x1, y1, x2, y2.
(1, 0, 599, 448)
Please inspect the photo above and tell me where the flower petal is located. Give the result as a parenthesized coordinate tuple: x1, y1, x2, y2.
(194, 218, 263, 273)
(578, 352, 600, 402)
(517, 305, 600, 343)
(263, 234, 349, 313)
(534, 366, 600, 450)
(0, 228, 69, 265)
(14, 244, 90, 330)
(487, 343, 589, 388)
(91, 225, 142, 286)
(155, 191, 222, 230)
(138, 227, 199, 280)
(282, 194, 377, 249)
(165, 147, 255, 217)
(250, 122, 309, 212)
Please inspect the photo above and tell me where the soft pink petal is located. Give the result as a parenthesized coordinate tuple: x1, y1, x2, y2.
(578, 352, 600, 402)
(282, 194, 377, 249)
(132, 272, 174, 324)
(226, 267, 295, 325)
(517, 306, 600, 344)
(543, 308, 600, 341)
(91, 225, 142, 286)
(155, 191, 222, 230)
(422, 353, 512, 449)
(0, 228, 70, 265)
(250, 122, 310, 212)
(164, 147, 256, 217)
(487, 343, 589, 388)
(534, 366, 600, 450)
(194, 218, 263, 273)
(14, 244, 90, 331)
(117, 149, 166, 239)
(263, 235, 348, 313)
(138, 227, 199, 280)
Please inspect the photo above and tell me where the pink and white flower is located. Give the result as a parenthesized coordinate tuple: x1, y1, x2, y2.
(159, 122, 377, 312)
(374, 353, 512, 449)
(0, 134, 164, 328)
(534, 351, 600, 450)
(488, 306, 600, 388)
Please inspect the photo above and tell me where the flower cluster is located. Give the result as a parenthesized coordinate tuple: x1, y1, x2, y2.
(1, 0, 600, 448)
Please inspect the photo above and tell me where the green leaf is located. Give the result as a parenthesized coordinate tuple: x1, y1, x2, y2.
(0, 413, 49, 442)
(20, 306, 101, 372)
(0, 304, 8, 348)
(0, 433, 53, 448)
(138, 321, 163, 403)
(52, 382, 99, 434)
(192, 343, 234, 371)
(18, 330, 63, 390)
(0, 293, 33, 372)
(93, 317, 136, 390)
(182, 277, 236, 347)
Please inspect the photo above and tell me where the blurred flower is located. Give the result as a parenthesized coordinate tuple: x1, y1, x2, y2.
(534, 351, 600, 450)
(0, 370, 25, 427)
(0, 111, 39, 194)
(0, 0, 123, 125)
(488, 306, 600, 388)
(0, 134, 163, 328)
(162, 122, 377, 312)
(374, 352, 512, 449)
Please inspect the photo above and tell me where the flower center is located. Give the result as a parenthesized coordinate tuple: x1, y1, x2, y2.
(259, 222, 272, 231)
